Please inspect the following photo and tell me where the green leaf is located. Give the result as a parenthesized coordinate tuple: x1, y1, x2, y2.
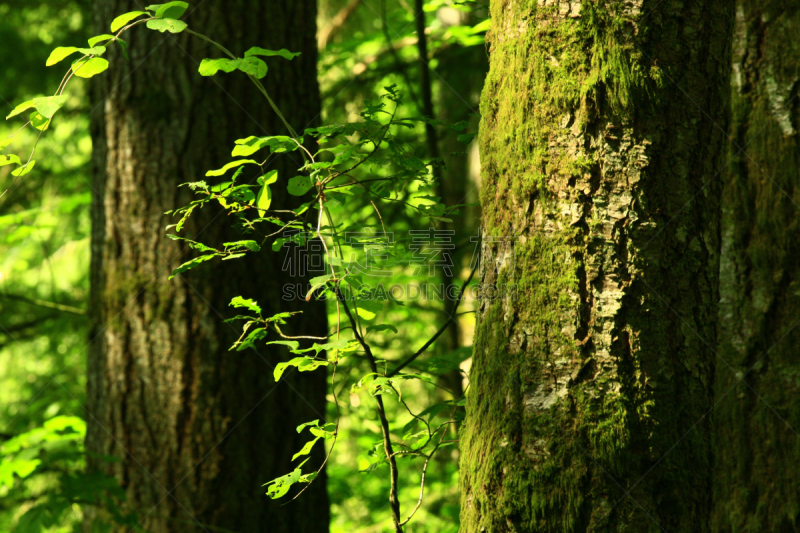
(296, 419, 321, 433)
(259, 169, 279, 186)
(6, 100, 33, 119)
(244, 47, 301, 60)
(308, 339, 349, 354)
(232, 326, 267, 352)
(46, 46, 106, 66)
(11, 161, 35, 177)
(266, 340, 300, 351)
(236, 56, 267, 79)
(0, 138, 13, 151)
(88, 34, 115, 47)
(197, 57, 266, 79)
(29, 111, 50, 131)
(287, 175, 313, 196)
(169, 254, 217, 279)
(273, 356, 329, 382)
(0, 154, 21, 167)
(224, 239, 260, 251)
(33, 95, 68, 119)
(291, 437, 320, 461)
(230, 296, 261, 315)
(117, 38, 130, 61)
(355, 306, 376, 321)
(155, 1, 189, 19)
(72, 57, 110, 78)
(146, 18, 188, 33)
(166, 233, 217, 252)
(254, 170, 278, 215)
(206, 159, 257, 177)
(233, 136, 298, 157)
(306, 274, 333, 300)
(110, 11, 148, 32)
(46, 47, 80, 66)
(198, 57, 239, 76)
(264, 462, 307, 499)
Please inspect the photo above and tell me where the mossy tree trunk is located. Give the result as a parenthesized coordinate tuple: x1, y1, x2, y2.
(712, 3, 800, 532)
(460, 1, 734, 531)
(86, 1, 328, 531)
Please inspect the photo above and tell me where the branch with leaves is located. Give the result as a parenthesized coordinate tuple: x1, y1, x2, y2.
(2, 2, 479, 531)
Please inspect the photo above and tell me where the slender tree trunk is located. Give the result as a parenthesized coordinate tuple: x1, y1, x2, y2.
(460, 1, 733, 532)
(712, 3, 800, 532)
(86, 1, 328, 531)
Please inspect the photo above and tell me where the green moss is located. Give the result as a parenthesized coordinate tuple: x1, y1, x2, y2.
(463, 0, 731, 531)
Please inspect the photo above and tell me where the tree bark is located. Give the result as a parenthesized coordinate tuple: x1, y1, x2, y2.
(712, 3, 800, 532)
(86, 1, 328, 531)
(460, 1, 733, 532)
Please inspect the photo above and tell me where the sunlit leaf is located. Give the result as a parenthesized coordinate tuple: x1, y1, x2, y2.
(155, 1, 189, 19)
(205, 159, 257, 177)
(230, 296, 261, 314)
(244, 47, 301, 60)
(72, 57, 110, 78)
(291, 437, 320, 461)
(198, 57, 239, 76)
(146, 18, 188, 33)
(29, 111, 50, 131)
(236, 56, 267, 78)
(0, 154, 21, 167)
(11, 161, 35, 177)
(88, 34, 115, 47)
(273, 356, 329, 382)
(263, 460, 309, 499)
(169, 254, 217, 279)
(110, 11, 148, 32)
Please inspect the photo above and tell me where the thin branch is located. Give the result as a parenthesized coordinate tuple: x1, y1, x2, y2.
(0, 293, 85, 316)
(332, 284, 403, 533)
(387, 259, 478, 377)
(381, 0, 420, 108)
(399, 415, 453, 526)
(318, 0, 364, 50)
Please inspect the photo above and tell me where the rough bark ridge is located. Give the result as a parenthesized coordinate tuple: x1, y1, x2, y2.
(87, 1, 328, 531)
(460, 1, 733, 531)
(712, 3, 800, 532)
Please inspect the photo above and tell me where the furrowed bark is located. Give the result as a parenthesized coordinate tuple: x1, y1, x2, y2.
(712, 3, 800, 532)
(86, 1, 328, 531)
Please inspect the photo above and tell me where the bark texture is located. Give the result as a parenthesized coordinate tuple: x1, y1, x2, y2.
(712, 3, 800, 532)
(87, 1, 328, 531)
(460, 1, 734, 531)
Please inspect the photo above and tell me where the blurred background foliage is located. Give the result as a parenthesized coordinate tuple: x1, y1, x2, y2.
(0, 0, 488, 531)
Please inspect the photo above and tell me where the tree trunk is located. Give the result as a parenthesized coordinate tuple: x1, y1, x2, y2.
(712, 3, 800, 532)
(86, 1, 328, 531)
(460, 1, 733, 532)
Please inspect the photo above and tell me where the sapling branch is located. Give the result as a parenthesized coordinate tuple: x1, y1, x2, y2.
(387, 258, 478, 377)
(332, 285, 403, 533)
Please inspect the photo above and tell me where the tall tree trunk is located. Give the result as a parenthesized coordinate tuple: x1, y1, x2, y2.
(86, 1, 328, 531)
(712, 4, 800, 532)
(460, 2, 733, 532)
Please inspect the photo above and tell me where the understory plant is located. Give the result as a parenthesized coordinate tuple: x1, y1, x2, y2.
(1, 3, 477, 532)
